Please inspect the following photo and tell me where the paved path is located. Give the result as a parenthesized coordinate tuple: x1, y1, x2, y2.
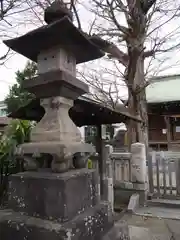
(120, 212, 180, 240)
(135, 205, 180, 220)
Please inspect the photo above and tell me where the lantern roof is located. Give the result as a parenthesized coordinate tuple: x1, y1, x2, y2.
(3, 16, 104, 64)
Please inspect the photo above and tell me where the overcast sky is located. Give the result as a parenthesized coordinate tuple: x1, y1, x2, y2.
(1, 0, 180, 101)
(0, 0, 92, 101)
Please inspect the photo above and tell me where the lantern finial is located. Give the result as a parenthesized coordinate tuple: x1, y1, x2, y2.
(44, 0, 74, 24)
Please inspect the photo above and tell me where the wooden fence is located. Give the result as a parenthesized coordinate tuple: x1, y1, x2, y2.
(148, 151, 180, 199)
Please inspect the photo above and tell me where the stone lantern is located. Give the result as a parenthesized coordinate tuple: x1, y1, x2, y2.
(4, 0, 104, 173)
(0, 1, 129, 239)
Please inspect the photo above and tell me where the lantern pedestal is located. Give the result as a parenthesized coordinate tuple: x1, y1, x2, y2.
(0, 169, 115, 240)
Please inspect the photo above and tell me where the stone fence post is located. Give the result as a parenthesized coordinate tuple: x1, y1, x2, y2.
(102, 145, 114, 211)
(113, 143, 148, 209)
(131, 142, 146, 183)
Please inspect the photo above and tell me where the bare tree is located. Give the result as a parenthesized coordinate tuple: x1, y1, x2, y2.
(78, 60, 128, 109)
(75, 0, 180, 150)
(0, 0, 54, 65)
(0, 0, 81, 64)
(0, 0, 35, 64)
(2, 0, 180, 150)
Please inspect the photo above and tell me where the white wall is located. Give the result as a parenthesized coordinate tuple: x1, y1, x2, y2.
(79, 126, 85, 141)
(0, 101, 6, 116)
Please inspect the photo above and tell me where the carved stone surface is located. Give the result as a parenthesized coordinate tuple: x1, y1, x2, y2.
(7, 169, 99, 222)
(0, 168, 119, 240)
(14, 95, 96, 172)
(44, 0, 73, 24)
(37, 47, 76, 76)
(22, 70, 88, 99)
(131, 143, 146, 183)
(0, 203, 113, 240)
(30, 97, 81, 142)
(16, 141, 95, 172)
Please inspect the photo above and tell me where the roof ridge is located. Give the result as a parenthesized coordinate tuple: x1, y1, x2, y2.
(150, 74, 180, 83)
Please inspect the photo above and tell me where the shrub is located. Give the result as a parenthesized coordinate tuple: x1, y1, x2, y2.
(0, 119, 33, 204)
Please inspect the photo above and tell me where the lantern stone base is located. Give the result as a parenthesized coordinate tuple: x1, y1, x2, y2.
(16, 141, 95, 172)
(0, 169, 124, 240)
(7, 170, 99, 222)
(0, 204, 113, 240)
(16, 96, 95, 172)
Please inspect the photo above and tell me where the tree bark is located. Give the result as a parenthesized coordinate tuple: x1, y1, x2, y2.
(127, 56, 148, 153)
(125, 1, 149, 153)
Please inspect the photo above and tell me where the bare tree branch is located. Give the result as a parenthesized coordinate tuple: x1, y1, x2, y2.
(1, 0, 180, 146)
(0, 48, 10, 60)
(106, 0, 129, 34)
(90, 35, 129, 66)
(144, 41, 180, 58)
(71, 0, 81, 30)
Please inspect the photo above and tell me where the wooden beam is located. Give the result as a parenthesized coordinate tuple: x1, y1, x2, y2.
(96, 125, 103, 198)
(96, 125, 106, 199)
(164, 116, 171, 150)
(170, 115, 180, 118)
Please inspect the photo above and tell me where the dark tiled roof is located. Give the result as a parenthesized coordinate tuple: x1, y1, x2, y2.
(9, 96, 141, 126)
(0, 117, 11, 126)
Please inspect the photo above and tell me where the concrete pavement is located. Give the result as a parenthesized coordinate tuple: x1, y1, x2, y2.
(120, 212, 180, 240)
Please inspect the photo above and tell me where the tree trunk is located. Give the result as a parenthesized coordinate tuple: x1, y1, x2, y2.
(123, 0, 149, 153)
(127, 56, 148, 153)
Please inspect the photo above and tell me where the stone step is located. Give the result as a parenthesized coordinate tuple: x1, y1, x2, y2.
(121, 214, 173, 240)
(129, 226, 152, 240)
(147, 199, 180, 209)
(0, 203, 113, 240)
(129, 225, 172, 240)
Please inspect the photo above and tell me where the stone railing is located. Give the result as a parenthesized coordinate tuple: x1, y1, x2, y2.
(111, 152, 131, 183)
(90, 143, 148, 208)
(90, 152, 131, 183)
